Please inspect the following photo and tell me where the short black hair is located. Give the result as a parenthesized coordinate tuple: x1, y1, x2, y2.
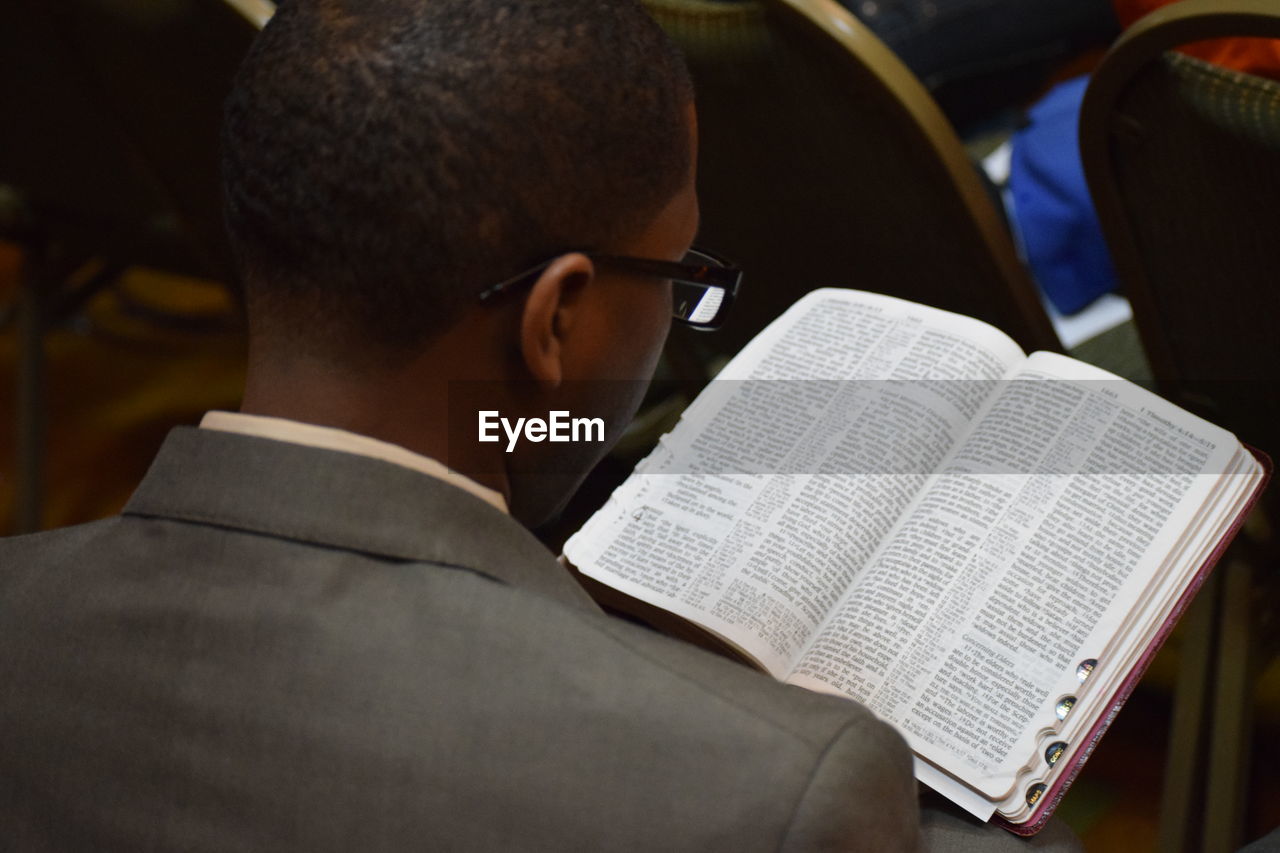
(222, 0, 693, 362)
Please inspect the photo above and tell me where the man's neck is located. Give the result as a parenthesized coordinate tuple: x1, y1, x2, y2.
(238, 344, 517, 508)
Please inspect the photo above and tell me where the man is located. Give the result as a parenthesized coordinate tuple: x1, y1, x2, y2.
(0, 1, 1078, 849)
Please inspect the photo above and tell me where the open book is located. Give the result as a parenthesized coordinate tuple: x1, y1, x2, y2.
(564, 289, 1268, 833)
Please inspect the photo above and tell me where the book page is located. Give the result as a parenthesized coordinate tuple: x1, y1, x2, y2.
(995, 443, 1260, 824)
(564, 289, 1025, 675)
(786, 351, 1245, 802)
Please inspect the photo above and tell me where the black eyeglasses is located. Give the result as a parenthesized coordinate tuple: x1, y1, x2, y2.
(476, 246, 742, 331)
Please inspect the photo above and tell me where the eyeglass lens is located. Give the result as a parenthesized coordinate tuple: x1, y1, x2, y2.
(673, 249, 728, 326)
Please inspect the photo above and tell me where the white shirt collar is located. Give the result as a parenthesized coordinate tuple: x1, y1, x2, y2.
(199, 411, 509, 514)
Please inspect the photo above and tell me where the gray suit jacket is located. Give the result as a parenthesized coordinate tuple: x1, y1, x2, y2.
(0, 428, 1079, 851)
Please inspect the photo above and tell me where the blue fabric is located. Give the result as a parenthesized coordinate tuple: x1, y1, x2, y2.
(1009, 75, 1117, 315)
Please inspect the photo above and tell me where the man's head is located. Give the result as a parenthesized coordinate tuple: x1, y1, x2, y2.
(223, 0, 694, 364)
(222, 0, 698, 523)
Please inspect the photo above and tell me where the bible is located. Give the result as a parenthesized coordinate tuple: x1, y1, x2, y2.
(563, 288, 1269, 833)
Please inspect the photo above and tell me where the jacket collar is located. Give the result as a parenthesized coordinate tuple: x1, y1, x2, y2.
(124, 427, 600, 613)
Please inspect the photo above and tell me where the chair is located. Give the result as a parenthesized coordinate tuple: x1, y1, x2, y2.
(1, 0, 272, 533)
(1079, 2, 1280, 849)
(640, 0, 1062, 366)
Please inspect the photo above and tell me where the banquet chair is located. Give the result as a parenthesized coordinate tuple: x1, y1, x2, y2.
(1080, 2, 1280, 849)
(641, 0, 1061, 369)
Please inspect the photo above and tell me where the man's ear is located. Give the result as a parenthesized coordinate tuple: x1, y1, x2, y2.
(519, 252, 595, 388)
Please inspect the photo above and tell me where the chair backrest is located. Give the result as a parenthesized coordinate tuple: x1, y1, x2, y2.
(642, 0, 1061, 357)
(1079, 0, 1280, 451)
(23, 0, 274, 282)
